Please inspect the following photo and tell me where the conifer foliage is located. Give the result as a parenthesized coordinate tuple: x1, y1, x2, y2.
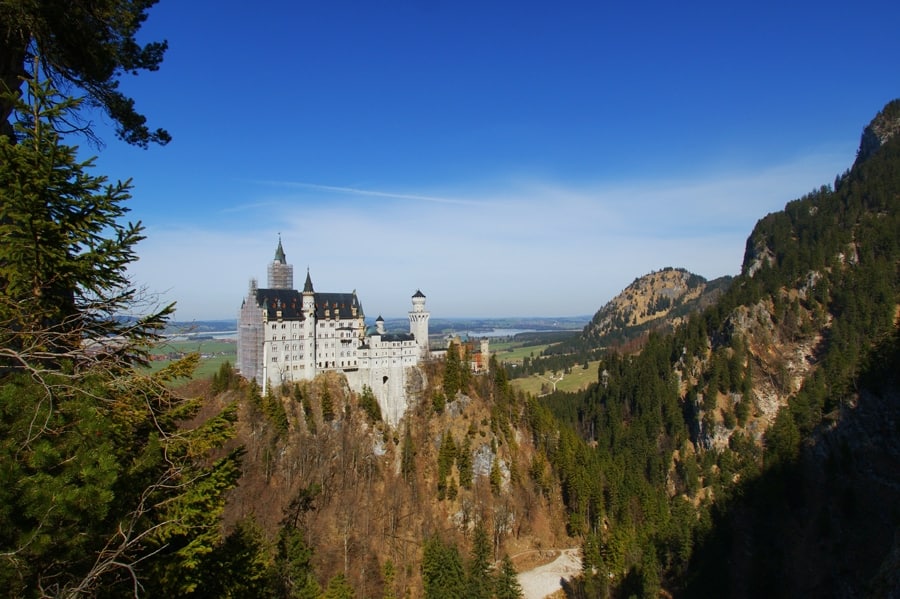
(0, 69, 239, 596)
(0, 74, 168, 366)
(0, 0, 170, 146)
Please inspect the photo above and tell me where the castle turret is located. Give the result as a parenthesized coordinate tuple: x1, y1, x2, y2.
(302, 269, 315, 311)
(375, 315, 385, 335)
(408, 290, 430, 357)
(267, 236, 293, 289)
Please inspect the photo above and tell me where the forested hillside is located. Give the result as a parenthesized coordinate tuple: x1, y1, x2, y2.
(203, 100, 899, 598)
(535, 99, 900, 597)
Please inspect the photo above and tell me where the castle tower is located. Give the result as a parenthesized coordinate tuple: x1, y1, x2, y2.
(267, 237, 293, 289)
(480, 338, 490, 373)
(408, 290, 430, 357)
(302, 269, 315, 312)
(301, 269, 317, 374)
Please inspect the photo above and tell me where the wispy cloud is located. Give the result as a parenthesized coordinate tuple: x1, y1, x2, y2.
(129, 151, 850, 320)
(254, 179, 480, 206)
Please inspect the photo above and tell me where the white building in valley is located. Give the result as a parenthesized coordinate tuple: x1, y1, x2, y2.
(237, 240, 429, 424)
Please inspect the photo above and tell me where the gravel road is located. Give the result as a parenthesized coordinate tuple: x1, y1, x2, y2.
(516, 548, 582, 599)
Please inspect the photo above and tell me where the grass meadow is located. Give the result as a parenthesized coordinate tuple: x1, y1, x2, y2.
(145, 338, 236, 380)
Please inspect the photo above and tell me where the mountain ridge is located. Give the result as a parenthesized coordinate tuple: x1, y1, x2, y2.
(580, 267, 731, 348)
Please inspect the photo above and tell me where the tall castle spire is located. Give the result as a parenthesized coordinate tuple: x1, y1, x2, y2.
(274, 235, 286, 263)
(267, 236, 294, 289)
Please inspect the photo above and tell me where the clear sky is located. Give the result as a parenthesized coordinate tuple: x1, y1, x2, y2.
(87, 0, 900, 321)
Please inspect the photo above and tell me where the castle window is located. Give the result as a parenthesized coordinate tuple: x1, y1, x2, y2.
(271, 357, 278, 362)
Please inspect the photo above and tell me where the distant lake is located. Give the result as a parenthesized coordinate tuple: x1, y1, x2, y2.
(169, 327, 559, 342)
(167, 330, 237, 341)
(449, 328, 540, 338)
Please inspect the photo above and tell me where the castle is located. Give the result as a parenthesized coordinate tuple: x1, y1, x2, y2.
(236, 239, 429, 424)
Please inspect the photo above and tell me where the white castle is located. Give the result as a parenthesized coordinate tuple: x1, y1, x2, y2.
(236, 239, 429, 424)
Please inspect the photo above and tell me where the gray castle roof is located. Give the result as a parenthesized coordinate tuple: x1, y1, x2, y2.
(256, 288, 304, 320)
(314, 292, 363, 319)
(253, 288, 363, 321)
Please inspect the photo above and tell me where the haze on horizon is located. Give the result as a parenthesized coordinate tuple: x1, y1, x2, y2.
(94, 0, 900, 322)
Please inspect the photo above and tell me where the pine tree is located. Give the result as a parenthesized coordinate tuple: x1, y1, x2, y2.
(1, 1, 170, 146)
(457, 436, 474, 489)
(494, 555, 524, 599)
(466, 522, 493, 599)
(490, 457, 503, 496)
(381, 559, 397, 599)
(444, 341, 461, 398)
(272, 525, 321, 599)
(0, 75, 240, 596)
(321, 381, 335, 422)
(460, 344, 472, 390)
(0, 74, 171, 366)
(437, 431, 457, 499)
(422, 535, 465, 599)
(359, 384, 383, 423)
(322, 572, 356, 599)
(401, 426, 416, 483)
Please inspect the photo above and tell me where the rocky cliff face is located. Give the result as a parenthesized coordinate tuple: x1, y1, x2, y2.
(855, 98, 900, 165)
(680, 99, 900, 597)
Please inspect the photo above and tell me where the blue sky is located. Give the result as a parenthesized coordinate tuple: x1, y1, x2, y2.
(87, 0, 899, 321)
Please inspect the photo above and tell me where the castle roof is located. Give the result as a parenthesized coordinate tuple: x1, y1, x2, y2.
(303, 269, 314, 293)
(383, 333, 415, 342)
(412, 289, 426, 298)
(253, 288, 365, 321)
(314, 292, 363, 320)
(274, 237, 286, 264)
(255, 288, 305, 320)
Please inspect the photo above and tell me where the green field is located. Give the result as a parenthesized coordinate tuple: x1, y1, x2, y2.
(488, 337, 601, 396)
(489, 341, 552, 364)
(145, 338, 236, 380)
(508, 360, 601, 395)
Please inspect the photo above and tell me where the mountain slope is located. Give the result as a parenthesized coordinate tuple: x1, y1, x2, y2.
(581, 268, 731, 348)
(559, 99, 900, 597)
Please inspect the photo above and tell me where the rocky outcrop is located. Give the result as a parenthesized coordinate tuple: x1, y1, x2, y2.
(582, 268, 731, 347)
(855, 98, 900, 165)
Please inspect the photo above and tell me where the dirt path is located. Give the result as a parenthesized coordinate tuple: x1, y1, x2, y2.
(516, 548, 582, 599)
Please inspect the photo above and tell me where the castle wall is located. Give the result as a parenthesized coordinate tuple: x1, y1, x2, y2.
(344, 365, 421, 426)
